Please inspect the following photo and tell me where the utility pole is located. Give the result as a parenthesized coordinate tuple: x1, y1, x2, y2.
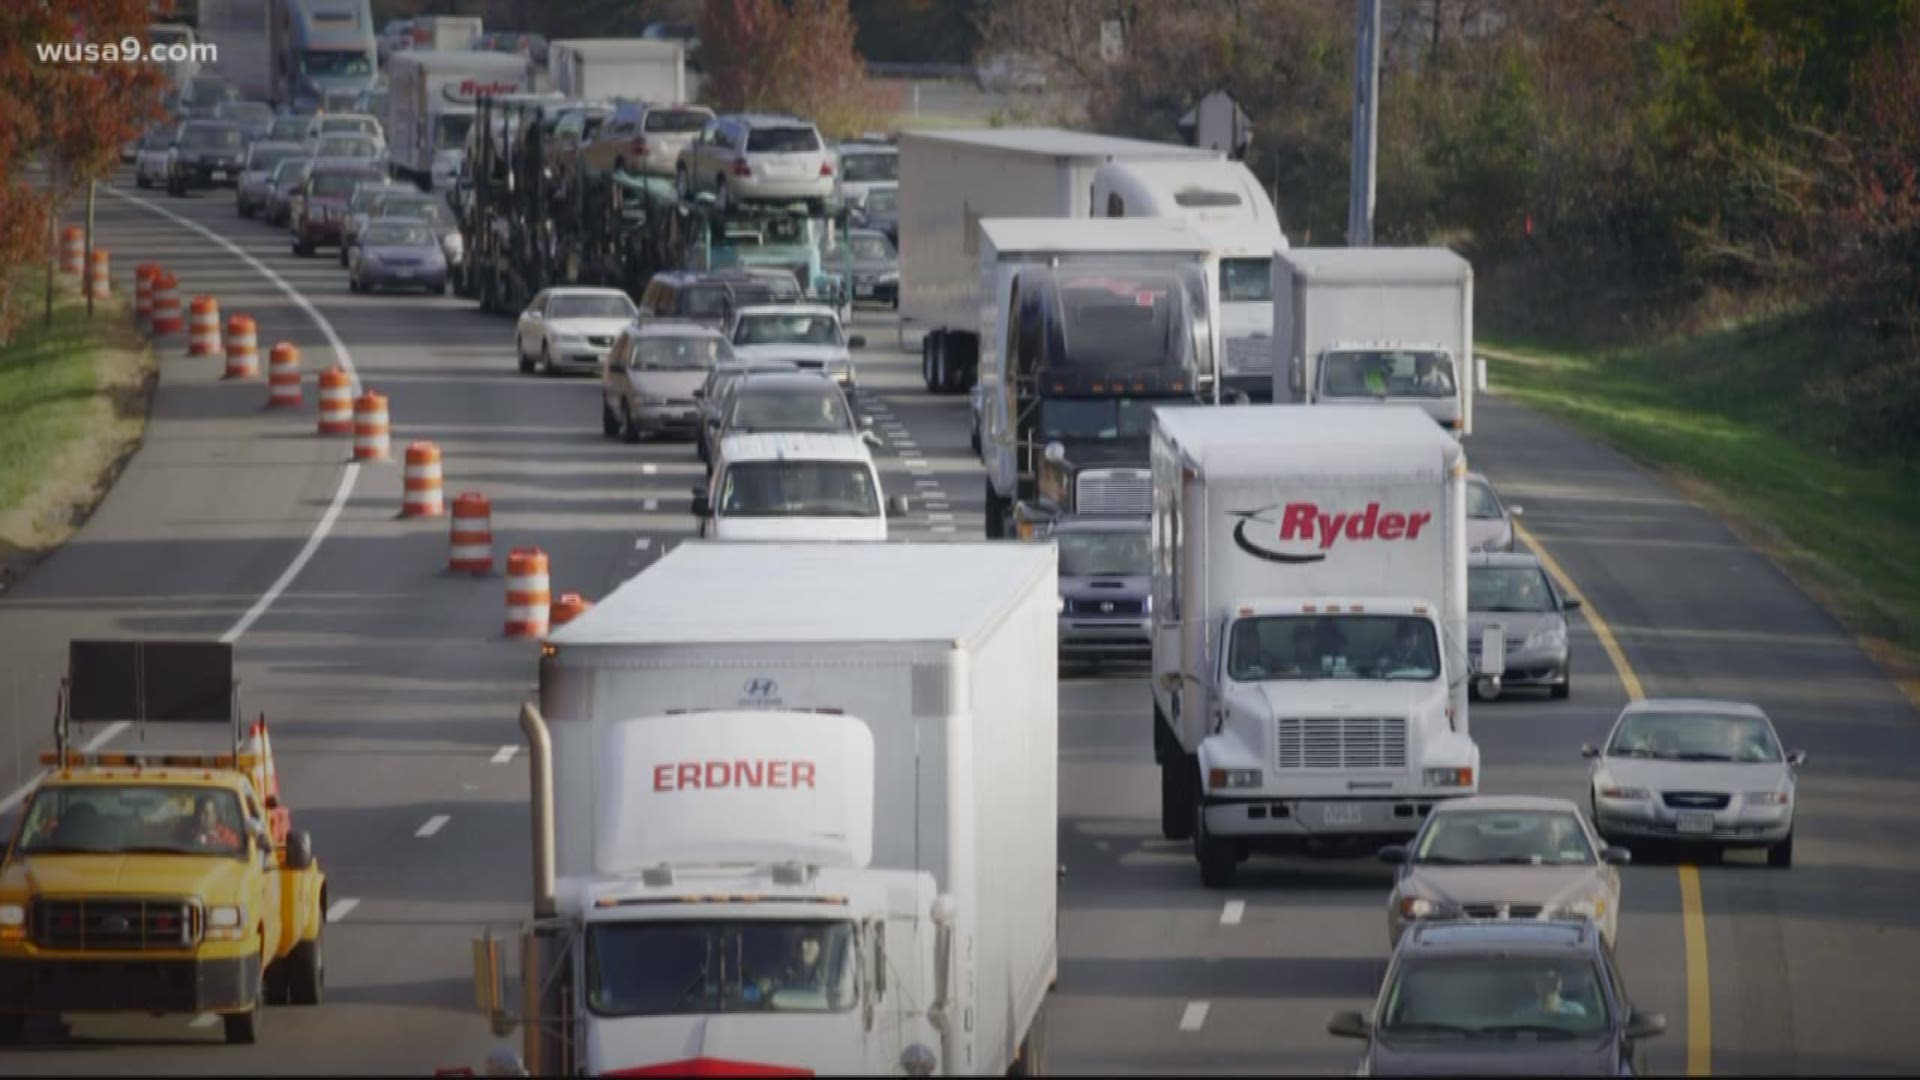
(85, 180, 97, 319)
(1346, 0, 1381, 246)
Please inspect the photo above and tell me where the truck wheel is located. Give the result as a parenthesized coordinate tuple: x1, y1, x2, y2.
(223, 1006, 259, 1044)
(0, 1013, 23, 1044)
(285, 932, 324, 1005)
(983, 479, 1006, 539)
(1008, 994, 1051, 1075)
(1194, 790, 1237, 889)
(1160, 758, 1195, 841)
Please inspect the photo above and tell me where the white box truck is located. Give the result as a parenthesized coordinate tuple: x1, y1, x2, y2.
(1091, 158, 1289, 403)
(898, 128, 1221, 394)
(1148, 406, 1500, 888)
(195, 0, 277, 103)
(1271, 247, 1479, 435)
(408, 14, 482, 51)
(478, 541, 1060, 1076)
(387, 50, 533, 189)
(547, 39, 688, 102)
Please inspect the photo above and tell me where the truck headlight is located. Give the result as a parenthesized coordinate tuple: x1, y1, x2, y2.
(0, 903, 24, 928)
(1398, 896, 1440, 919)
(207, 904, 246, 939)
(1207, 768, 1261, 790)
(1423, 767, 1474, 788)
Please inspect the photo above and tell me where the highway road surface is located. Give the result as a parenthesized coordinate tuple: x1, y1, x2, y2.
(0, 168, 1917, 1074)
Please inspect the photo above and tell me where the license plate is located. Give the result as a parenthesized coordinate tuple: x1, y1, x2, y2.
(392, 268, 413, 278)
(855, 284, 873, 297)
(211, 170, 228, 181)
(1321, 803, 1365, 826)
(1675, 811, 1716, 834)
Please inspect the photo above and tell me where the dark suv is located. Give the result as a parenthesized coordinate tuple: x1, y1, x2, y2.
(637, 269, 803, 334)
(167, 121, 248, 196)
(1328, 920, 1667, 1075)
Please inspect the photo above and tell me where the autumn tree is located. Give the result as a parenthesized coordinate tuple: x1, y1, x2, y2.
(701, 0, 899, 139)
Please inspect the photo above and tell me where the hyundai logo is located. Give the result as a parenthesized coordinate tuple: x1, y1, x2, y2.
(744, 678, 778, 697)
(1100, 601, 1115, 613)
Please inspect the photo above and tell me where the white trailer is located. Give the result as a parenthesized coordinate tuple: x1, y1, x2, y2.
(898, 127, 1221, 394)
(1148, 407, 1499, 888)
(1091, 159, 1289, 402)
(195, 0, 276, 102)
(1271, 247, 1478, 435)
(480, 542, 1060, 1076)
(547, 39, 688, 102)
(407, 15, 482, 51)
(386, 50, 532, 189)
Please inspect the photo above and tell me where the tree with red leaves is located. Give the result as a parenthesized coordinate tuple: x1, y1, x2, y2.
(701, 0, 899, 138)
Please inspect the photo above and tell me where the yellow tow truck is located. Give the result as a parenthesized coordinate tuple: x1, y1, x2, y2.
(0, 639, 327, 1045)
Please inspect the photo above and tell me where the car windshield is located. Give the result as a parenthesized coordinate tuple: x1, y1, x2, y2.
(1056, 530, 1151, 577)
(734, 313, 842, 347)
(550, 294, 636, 320)
(645, 108, 712, 133)
(351, 186, 399, 209)
(719, 461, 878, 518)
(319, 138, 377, 158)
(840, 152, 897, 182)
(1607, 712, 1783, 763)
(1322, 349, 1458, 399)
(1470, 566, 1557, 613)
(863, 188, 898, 213)
(220, 103, 273, 124)
(1054, 272, 1187, 371)
(247, 146, 300, 171)
(1414, 810, 1596, 866)
(270, 118, 313, 141)
(1037, 398, 1156, 441)
(365, 223, 431, 246)
(586, 919, 857, 1017)
(727, 386, 851, 433)
(312, 171, 382, 197)
(182, 126, 242, 150)
(635, 336, 732, 370)
(17, 784, 250, 859)
(275, 160, 315, 183)
(1467, 479, 1504, 519)
(376, 197, 443, 222)
(435, 112, 474, 150)
(1227, 614, 1441, 682)
(1381, 955, 1611, 1038)
(826, 235, 894, 262)
(1220, 257, 1273, 302)
(747, 126, 822, 153)
(302, 51, 374, 78)
(321, 117, 379, 137)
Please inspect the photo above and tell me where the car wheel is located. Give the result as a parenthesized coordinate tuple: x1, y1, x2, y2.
(1768, 831, 1793, 868)
(338, 245, 348, 268)
(1550, 668, 1571, 700)
(1194, 788, 1236, 889)
(601, 397, 619, 438)
(136, 171, 150, 190)
(348, 273, 359, 293)
(620, 400, 641, 444)
(517, 335, 533, 374)
(539, 343, 554, 376)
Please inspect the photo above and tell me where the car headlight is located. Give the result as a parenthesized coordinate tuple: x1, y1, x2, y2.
(1597, 784, 1650, 800)
(1423, 767, 1474, 788)
(0, 903, 24, 928)
(207, 904, 246, 939)
(1563, 897, 1605, 919)
(1056, 595, 1066, 613)
(1524, 626, 1567, 651)
(360, 251, 381, 266)
(1398, 896, 1441, 919)
(880, 271, 899, 283)
(554, 333, 585, 346)
(1744, 789, 1791, 806)
(1207, 768, 1262, 790)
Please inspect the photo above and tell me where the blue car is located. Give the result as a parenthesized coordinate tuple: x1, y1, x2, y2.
(1047, 516, 1152, 666)
(348, 218, 448, 295)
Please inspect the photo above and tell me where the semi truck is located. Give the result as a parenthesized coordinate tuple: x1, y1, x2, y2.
(897, 127, 1221, 395)
(195, 0, 279, 103)
(276, 0, 378, 112)
(1271, 247, 1479, 435)
(1092, 158, 1289, 402)
(472, 541, 1059, 1076)
(1147, 407, 1501, 888)
(386, 51, 531, 190)
(547, 39, 688, 102)
(976, 217, 1221, 538)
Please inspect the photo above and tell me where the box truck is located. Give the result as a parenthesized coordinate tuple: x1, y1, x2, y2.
(1092, 158, 1289, 402)
(195, 0, 278, 102)
(1271, 247, 1479, 435)
(898, 128, 1221, 395)
(975, 217, 1221, 537)
(476, 541, 1059, 1076)
(387, 50, 532, 189)
(408, 14, 482, 51)
(547, 39, 688, 102)
(1148, 406, 1500, 888)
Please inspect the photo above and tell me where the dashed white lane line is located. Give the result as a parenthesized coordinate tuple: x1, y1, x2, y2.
(929, 513, 956, 522)
(932, 525, 957, 534)
(490, 745, 519, 765)
(1221, 900, 1246, 926)
(643, 498, 658, 511)
(905, 460, 932, 470)
(635, 538, 652, 550)
(189, 1012, 220, 1028)
(914, 478, 941, 487)
(1179, 1001, 1211, 1032)
(415, 814, 450, 838)
(326, 897, 361, 923)
(642, 463, 657, 475)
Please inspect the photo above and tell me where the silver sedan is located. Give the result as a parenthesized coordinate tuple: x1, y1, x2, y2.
(1381, 795, 1626, 947)
(1585, 698, 1803, 866)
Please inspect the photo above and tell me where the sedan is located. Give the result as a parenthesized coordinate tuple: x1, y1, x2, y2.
(515, 288, 638, 376)
(368, 192, 462, 268)
(340, 181, 413, 265)
(1584, 698, 1803, 866)
(602, 323, 735, 443)
(235, 140, 305, 218)
(1468, 552, 1579, 700)
(264, 157, 315, 227)
(819, 229, 898, 308)
(1467, 471, 1522, 552)
(348, 219, 449, 295)
(132, 127, 176, 190)
(166, 120, 247, 195)
(1381, 795, 1626, 948)
(314, 135, 383, 164)
(693, 360, 802, 463)
(727, 304, 865, 392)
(702, 371, 873, 478)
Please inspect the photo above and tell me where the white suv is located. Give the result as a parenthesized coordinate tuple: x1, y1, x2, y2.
(676, 114, 834, 213)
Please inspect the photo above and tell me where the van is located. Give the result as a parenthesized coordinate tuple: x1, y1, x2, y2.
(693, 432, 906, 541)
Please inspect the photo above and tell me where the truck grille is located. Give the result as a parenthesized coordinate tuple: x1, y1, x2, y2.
(1066, 597, 1144, 616)
(1226, 334, 1273, 376)
(1075, 469, 1150, 516)
(33, 898, 201, 951)
(1275, 717, 1408, 770)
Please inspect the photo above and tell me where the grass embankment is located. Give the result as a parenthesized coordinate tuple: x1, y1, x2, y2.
(0, 269, 156, 587)
(1482, 312, 1920, 691)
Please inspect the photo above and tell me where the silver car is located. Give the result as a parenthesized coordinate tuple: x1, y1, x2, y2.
(1467, 471, 1521, 552)
(348, 219, 449, 295)
(339, 180, 413, 265)
(1469, 552, 1578, 700)
(264, 157, 315, 227)
(1584, 699, 1803, 866)
(132, 127, 175, 190)
(235, 140, 305, 218)
(602, 323, 736, 443)
(1381, 795, 1626, 948)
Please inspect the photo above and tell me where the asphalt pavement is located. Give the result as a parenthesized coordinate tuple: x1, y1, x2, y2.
(0, 166, 1916, 1074)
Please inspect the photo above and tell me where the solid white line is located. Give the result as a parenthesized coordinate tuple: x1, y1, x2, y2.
(642, 463, 657, 475)
(1179, 1001, 1210, 1032)
(415, 814, 450, 838)
(189, 1012, 220, 1028)
(1221, 900, 1245, 926)
(490, 745, 518, 765)
(326, 897, 360, 923)
(931, 525, 956, 534)
(643, 498, 658, 511)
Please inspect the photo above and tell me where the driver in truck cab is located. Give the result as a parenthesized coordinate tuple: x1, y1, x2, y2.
(185, 793, 243, 854)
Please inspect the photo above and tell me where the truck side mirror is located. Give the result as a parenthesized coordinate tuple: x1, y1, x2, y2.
(690, 489, 711, 518)
(888, 495, 910, 517)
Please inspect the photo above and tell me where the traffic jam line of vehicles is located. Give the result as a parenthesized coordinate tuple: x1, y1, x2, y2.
(34, 14, 1827, 1074)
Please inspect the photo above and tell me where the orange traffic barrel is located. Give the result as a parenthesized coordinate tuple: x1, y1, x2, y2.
(401, 441, 444, 517)
(549, 592, 593, 629)
(352, 391, 390, 459)
(86, 249, 111, 300)
(222, 315, 259, 379)
(448, 493, 493, 574)
(267, 343, 302, 407)
(133, 265, 158, 332)
(505, 548, 551, 638)
(59, 226, 83, 275)
(188, 295, 221, 356)
(316, 366, 354, 434)
(150, 273, 183, 335)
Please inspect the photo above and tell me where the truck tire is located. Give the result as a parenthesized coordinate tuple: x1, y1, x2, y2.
(983, 479, 1007, 539)
(1008, 994, 1051, 1075)
(1194, 789, 1236, 889)
(0, 1013, 23, 1044)
(923, 332, 943, 392)
(1160, 757, 1195, 841)
(285, 930, 324, 1006)
(224, 1006, 259, 1044)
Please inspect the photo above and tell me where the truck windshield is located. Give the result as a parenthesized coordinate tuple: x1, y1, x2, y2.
(1038, 398, 1157, 441)
(719, 461, 879, 518)
(1320, 349, 1457, 400)
(586, 919, 858, 1017)
(1056, 530, 1151, 576)
(17, 785, 249, 859)
(435, 113, 475, 150)
(1227, 614, 1441, 681)
(1055, 273, 1186, 372)
(302, 51, 375, 78)
(839, 152, 898, 182)
(1220, 257, 1273, 302)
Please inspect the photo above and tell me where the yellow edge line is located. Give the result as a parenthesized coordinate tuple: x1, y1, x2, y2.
(1516, 519, 1710, 1075)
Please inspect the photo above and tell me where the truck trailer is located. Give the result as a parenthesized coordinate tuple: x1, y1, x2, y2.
(386, 51, 531, 190)
(1148, 407, 1501, 888)
(547, 38, 688, 102)
(897, 128, 1221, 395)
(475, 542, 1059, 1076)
(195, 0, 279, 103)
